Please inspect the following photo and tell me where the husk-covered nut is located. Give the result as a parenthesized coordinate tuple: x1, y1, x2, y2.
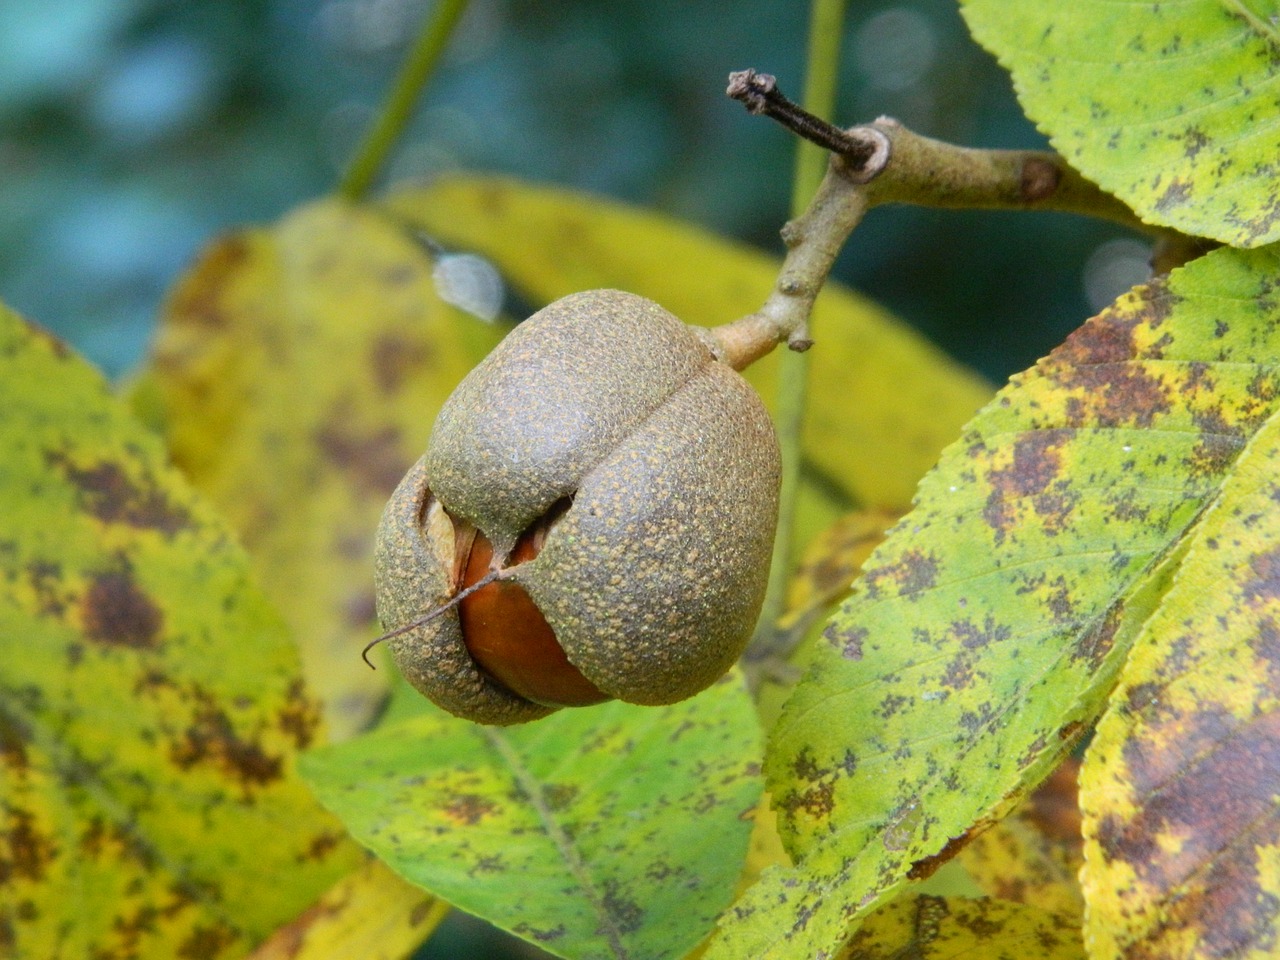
(373, 289, 780, 725)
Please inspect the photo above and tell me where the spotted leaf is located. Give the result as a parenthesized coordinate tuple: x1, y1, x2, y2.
(382, 175, 992, 542)
(708, 243, 1280, 958)
(1080, 407, 1280, 960)
(135, 199, 506, 740)
(0, 305, 361, 959)
(958, 759, 1085, 919)
(245, 859, 446, 960)
(301, 675, 762, 960)
(960, 0, 1280, 246)
(836, 895, 1084, 960)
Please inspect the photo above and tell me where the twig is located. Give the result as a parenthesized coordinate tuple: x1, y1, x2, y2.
(709, 72, 1188, 373)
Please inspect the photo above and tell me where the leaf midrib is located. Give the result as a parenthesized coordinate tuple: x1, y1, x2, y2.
(481, 726, 632, 960)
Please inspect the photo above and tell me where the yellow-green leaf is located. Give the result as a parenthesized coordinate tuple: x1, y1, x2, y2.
(960, 0, 1280, 246)
(837, 895, 1084, 960)
(301, 675, 762, 960)
(382, 175, 991, 529)
(1080, 409, 1280, 960)
(0, 305, 360, 959)
(246, 859, 445, 960)
(138, 198, 506, 740)
(785, 508, 900, 625)
(708, 244, 1280, 958)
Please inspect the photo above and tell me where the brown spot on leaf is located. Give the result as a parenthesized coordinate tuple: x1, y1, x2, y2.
(0, 705, 29, 772)
(314, 414, 410, 497)
(601, 879, 645, 934)
(863, 549, 940, 599)
(826, 624, 866, 660)
(167, 235, 249, 330)
(953, 615, 1012, 650)
(371, 333, 435, 394)
(984, 430, 1074, 543)
(26, 560, 67, 618)
(169, 690, 283, 792)
(177, 921, 239, 960)
(1109, 706, 1280, 944)
(0, 806, 57, 883)
(442, 793, 497, 826)
(1243, 545, 1280, 605)
(1182, 127, 1209, 159)
(542, 783, 579, 811)
(776, 780, 835, 821)
(297, 831, 344, 863)
(342, 590, 377, 628)
(1108, 707, 1280, 959)
(48, 453, 191, 534)
(1155, 178, 1192, 212)
(276, 679, 322, 751)
(81, 566, 163, 650)
(939, 655, 974, 690)
(1049, 300, 1176, 428)
(1073, 603, 1123, 670)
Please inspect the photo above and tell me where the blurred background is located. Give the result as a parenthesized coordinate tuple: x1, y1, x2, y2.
(0, 1, 1146, 955)
(0, 0, 1150, 387)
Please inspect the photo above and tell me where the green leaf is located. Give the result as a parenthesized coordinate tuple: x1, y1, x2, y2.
(708, 243, 1280, 958)
(1080, 408, 1280, 960)
(136, 198, 506, 740)
(960, 0, 1280, 247)
(836, 895, 1084, 960)
(0, 305, 360, 959)
(382, 175, 992, 540)
(301, 675, 762, 960)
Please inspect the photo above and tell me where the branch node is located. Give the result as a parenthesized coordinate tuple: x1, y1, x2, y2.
(836, 126, 893, 183)
(788, 334, 814, 352)
(779, 219, 805, 248)
(1020, 156, 1062, 203)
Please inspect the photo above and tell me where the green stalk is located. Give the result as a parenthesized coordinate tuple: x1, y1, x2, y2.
(338, 0, 471, 200)
(757, 0, 849, 636)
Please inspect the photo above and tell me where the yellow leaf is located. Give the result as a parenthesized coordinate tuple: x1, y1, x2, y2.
(837, 895, 1084, 959)
(246, 860, 446, 960)
(1081, 409, 1280, 960)
(0, 303, 361, 958)
(138, 199, 506, 739)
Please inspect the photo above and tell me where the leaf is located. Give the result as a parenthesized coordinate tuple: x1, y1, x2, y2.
(958, 758, 1084, 918)
(0, 305, 360, 959)
(382, 176, 992, 528)
(1080, 409, 1280, 959)
(301, 674, 762, 960)
(707, 243, 1280, 958)
(245, 859, 446, 960)
(836, 895, 1084, 960)
(959, 0, 1280, 247)
(785, 508, 901, 625)
(753, 509, 901, 732)
(138, 198, 506, 740)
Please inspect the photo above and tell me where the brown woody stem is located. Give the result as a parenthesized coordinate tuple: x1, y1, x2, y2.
(707, 71, 1183, 371)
